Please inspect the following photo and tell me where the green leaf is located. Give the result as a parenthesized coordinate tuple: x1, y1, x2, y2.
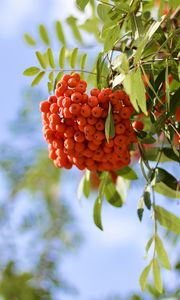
(35, 51, 47, 69)
(137, 197, 144, 221)
(116, 166, 138, 180)
(145, 237, 154, 254)
(66, 16, 83, 44)
(23, 67, 40, 76)
(54, 72, 63, 90)
(143, 191, 151, 210)
(104, 25, 120, 52)
(155, 235, 171, 270)
(154, 182, 180, 199)
(83, 170, 91, 198)
(163, 148, 179, 162)
(76, 0, 89, 11)
(55, 21, 66, 45)
(134, 16, 166, 64)
(104, 182, 123, 207)
(123, 69, 147, 115)
(77, 171, 90, 199)
(97, 3, 110, 21)
(152, 258, 163, 293)
(24, 34, 36, 46)
(39, 24, 50, 45)
(155, 168, 179, 191)
(48, 71, 54, 82)
(113, 53, 129, 74)
(139, 263, 152, 291)
(105, 103, 115, 142)
(93, 196, 103, 230)
(80, 53, 87, 70)
(31, 71, 45, 87)
(48, 81, 53, 94)
(47, 48, 55, 69)
(59, 47, 65, 69)
(155, 205, 180, 234)
(70, 48, 78, 69)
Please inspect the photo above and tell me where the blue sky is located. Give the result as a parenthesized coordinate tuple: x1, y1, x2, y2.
(0, 1, 179, 299)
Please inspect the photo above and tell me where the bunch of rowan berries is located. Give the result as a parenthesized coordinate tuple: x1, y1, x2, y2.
(39, 73, 138, 171)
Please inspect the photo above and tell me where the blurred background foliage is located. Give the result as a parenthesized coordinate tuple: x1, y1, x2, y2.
(0, 89, 82, 299)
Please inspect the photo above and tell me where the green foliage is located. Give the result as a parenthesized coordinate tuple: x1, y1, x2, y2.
(139, 263, 152, 291)
(155, 235, 171, 270)
(152, 258, 163, 293)
(105, 103, 115, 142)
(70, 47, 78, 69)
(55, 21, 66, 45)
(93, 196, 103, 230)
(116, 166, 138, 180)
(155, 206, 180, 234)
(39, 24, 50, 45)
(76, 0, 89, 11)
(24, 33, 36, 46)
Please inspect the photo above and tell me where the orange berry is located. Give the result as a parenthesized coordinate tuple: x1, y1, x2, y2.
(48, 95, 57, 104)
(77, 116, 87, 127)
(81, 104, 91, 117)
(113, 114, 121, 124)
(88, 96, 99, 107)
(82, 93, 88, 103)
(114, 144, 127, 154)
(40, 101, 50, 113)
(75, 81, 87, 93)
(57, 96, 64, 107)
(61, 74, 71, 82)
(64, 127, 75, 138)
(56, 123, 66, 133)
(71, 73, 81, 82)
(62, 97, 71, 108)
(91, 106, 103, 118)
(88, 141, 99, 151)
(85, 132, 94, 141)
(71, 92, 82, 103)
(123, 95, 131, 106)
(87, 116, 97, 125)
(68, 78, 77, 88)
(84, 124, 96, 135)
(90, 88, 100, 97)
(74, 131, 85, 143)
(94, 131, 105, 141)
(64, 89, 74, 97)
(114, 135, 127, 146)
(75, 142, 85, 152)
(55, 81, 67, 96)
(120, 107, 132, 119)
(95, 119, 105, 131)
(50, 103, 59, 113)
(63, 107, 73, 119)
(83, 149, 94, 158)
(64, 138, 75, 150)
(49, 150, 57, 160)
(69, 103, 81, 115)
(49, 122, 57, 131)
(115, 123, 126, 134)
(49, 113, 61, 125)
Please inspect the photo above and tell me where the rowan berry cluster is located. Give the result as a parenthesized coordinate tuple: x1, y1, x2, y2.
(40, 73, 137, 171)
